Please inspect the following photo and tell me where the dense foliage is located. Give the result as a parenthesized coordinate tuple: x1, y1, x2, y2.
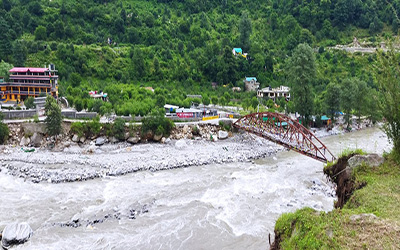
(44, 95, 63, 136)
(0, 112, 9, 144)
(376, 48, 400, 156)
(0, 0, 397, 120)
(141, 109, 174, 137)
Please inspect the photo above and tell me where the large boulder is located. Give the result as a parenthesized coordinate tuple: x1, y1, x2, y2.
(218, 130, 229, 140)
(20, 137, 30, 146)
(127, 136, 140, 144)
(1, 222, 33, 249)
(71, 134, 79, 142)
(30, 133, 42, 147)
(175, 139, 187, 149)
(95, 137, 106, 146)
(348, 154, 384, 169)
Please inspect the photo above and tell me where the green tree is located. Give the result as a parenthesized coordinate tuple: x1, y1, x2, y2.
(112, 117, 126, 140)
(324, 82, 341, 122)
(0, 113, 9, 144)
(392, 17, 399, 34)
(12, 41, 27, 67)
(74, 98, 83, 112)
(24, 96, 36, 109)
(155, 95, 166, 108)
(239, 11, 252, 51)
(353, 79, 369, 124)
(69, 72, 82, 87)
(34, 25, 47, 41)
(132, 47, 146, 78)
(0, 17, 12, 61)
(141, 109, 174, 137)
(45, 95, 63, 137)
(211, 96, 218, 105)
(0, 61, 13, 82)
(251, 96, 258, 110)
(340, 79, 357, 129)
(153, 57, 162, 80)
(376, 48, 400, 155)
(287, 44, 316, 126)
(202, 94, 210, 106)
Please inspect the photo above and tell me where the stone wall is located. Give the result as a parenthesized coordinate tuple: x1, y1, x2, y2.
(0, 110, 37, 119)
(61, 111, 97, 119)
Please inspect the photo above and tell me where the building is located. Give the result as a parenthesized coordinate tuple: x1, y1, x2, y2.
(0, 64, 58, 103)
(244, 77, 260, 91)
(257, 85, 290, 101)
(164, 104, 179, 114)
(175, 108, 203, 118)
(232, 48, 243, 56)
(89, 91, 108, 101)
(232, 48, 248, 58)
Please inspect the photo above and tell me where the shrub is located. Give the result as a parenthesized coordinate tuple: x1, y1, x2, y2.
(141, 109, 174, 137)
(86, 116, 101, 137)
(112, 118, 126, 140)
(0, 113, 9, 144)
(33, 114, 39, 123)
(25, 96, 36, 109)
(70, 122, 85, 137)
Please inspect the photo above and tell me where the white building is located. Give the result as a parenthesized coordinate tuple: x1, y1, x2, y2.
(257, 85, 290, 101)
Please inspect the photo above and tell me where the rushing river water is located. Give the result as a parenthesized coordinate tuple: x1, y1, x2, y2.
(0, 127, 391, 250)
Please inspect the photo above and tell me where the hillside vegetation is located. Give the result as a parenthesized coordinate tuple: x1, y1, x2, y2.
(0, 0, 398, 117)
(272, 152, 400, 249)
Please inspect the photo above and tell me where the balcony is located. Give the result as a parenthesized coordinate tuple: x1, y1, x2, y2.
(0, 82, 51, 88)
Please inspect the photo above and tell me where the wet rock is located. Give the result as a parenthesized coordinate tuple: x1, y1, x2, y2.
(95, 137, 106, 146)
(348, 154, 384, 169)
(175, 139, 187, 149)
(31, 133, 42, 147)
(153, 134, 162, 142)
(1, 222, 33, 249)
(218, 130, 229, 140)
(72, 134, 79, 142)
(20, 137, 30, 146)
(109, 137, 119, 144)
(127, 137, 140, 144)
(63, 141, 71, 148)
(79, 137, 86, 143)
(182, 125, 189, 134)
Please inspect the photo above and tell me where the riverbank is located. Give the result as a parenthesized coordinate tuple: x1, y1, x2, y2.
(271, 151, 400, 249)
(0, 131, 284, 183)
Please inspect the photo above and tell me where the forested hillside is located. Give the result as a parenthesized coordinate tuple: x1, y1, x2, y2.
(0, 0, 397, 117)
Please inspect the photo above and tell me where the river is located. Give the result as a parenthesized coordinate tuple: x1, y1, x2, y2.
(0, 127, 391, 250)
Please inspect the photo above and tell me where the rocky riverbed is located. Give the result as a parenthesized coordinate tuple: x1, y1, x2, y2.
(0, 132, 284, 184)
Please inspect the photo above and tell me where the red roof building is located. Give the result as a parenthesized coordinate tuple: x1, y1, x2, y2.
(0, 64, 58, 102)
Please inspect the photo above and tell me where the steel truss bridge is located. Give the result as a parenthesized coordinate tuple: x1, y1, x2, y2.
(233, 112, 336, 163)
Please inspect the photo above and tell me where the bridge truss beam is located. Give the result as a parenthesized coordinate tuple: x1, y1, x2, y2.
(233, 112, 336, 163)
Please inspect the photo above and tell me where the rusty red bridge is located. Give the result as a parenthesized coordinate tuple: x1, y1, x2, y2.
(233, 112, 336, 163)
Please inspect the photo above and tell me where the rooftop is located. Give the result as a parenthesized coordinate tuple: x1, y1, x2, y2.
(9, 67, 49, 73)
(245, 77, 257, 82)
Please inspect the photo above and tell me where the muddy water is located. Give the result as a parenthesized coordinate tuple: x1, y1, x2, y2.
(0, 128, 391, 250)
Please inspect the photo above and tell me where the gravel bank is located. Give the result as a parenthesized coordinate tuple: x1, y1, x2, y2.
(0, 132, 284, 183)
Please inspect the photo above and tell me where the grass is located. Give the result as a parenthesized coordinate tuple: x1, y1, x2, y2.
(325, 148, 367, 169)
(274, 151, 400, 249)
